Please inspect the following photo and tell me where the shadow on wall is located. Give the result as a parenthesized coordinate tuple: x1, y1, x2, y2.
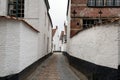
(118, 65, 120, 80)
(63, 52, 118, 80)
(0, 53, 53, 80)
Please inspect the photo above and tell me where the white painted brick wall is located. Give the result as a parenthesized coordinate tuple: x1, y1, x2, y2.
(48, 24, 52, 53)
(19, 22, 38, 72)
(66, 0, 71, 52)
(0, 0, 52, 77)
(118, 21, 120, 66)
(0, 19, 7, 76)
(0, 19, 20, 77)
(25, 0, 39, 18)
(0, 0, 7, 16)
(68, 22, 119, 69)
(0, 19, 39, 77)
(53, 29, 61, 51)
(5, 20, 20, 75)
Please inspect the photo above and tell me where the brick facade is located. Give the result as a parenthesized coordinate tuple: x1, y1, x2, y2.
(70, 0, 120, 38)
(71, 0, 87, 4)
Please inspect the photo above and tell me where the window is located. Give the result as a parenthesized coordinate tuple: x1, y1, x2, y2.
(88, 0, 120, 7)
(106, 0, 114, 6)
(96, 0, 104, 6)
(88, 0, 96, 6)
(115, 0, 120, 6)
(83, 19, 99, 29)
(88, 0, 104, 6)
(8, 0, 24, 18)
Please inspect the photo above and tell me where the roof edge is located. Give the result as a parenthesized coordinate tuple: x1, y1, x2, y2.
(44, 0, 50, 10)
(47, 12, 53, 28)
(66, 0, 70, 16)
(0, 16, 40, 33)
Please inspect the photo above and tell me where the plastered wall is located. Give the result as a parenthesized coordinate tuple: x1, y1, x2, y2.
(68, 22, 119, 69)
(0, 19, 39, 77)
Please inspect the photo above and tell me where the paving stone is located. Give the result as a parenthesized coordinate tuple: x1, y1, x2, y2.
(23, 52, 80, 80)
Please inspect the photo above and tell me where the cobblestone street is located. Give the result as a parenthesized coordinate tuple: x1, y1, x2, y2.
(23, 52, 79, 80)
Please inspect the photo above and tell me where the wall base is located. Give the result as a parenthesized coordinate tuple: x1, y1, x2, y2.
(63, 52, 118, 80)
(0, 53, 53, 80)
(118, 65, 120, 80)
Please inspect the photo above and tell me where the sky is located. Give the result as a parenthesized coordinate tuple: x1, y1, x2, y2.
(48, 0, 68, 33)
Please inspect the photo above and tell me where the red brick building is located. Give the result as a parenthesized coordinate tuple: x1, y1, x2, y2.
(68, 0, 120, 37)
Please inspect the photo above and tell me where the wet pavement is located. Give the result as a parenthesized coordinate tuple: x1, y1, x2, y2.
(24, 52, 80, 80)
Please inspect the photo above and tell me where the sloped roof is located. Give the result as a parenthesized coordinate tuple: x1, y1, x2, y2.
(44, 0, 50, 10)
(0, 16, 39, 32)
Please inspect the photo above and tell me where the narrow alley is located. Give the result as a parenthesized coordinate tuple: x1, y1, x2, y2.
(0, 0, 119, 80)
(23, 53, 80, 80)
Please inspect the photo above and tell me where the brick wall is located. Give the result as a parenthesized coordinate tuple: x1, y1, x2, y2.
(71, 0, 87, 4)
(70, 0, 120, 38)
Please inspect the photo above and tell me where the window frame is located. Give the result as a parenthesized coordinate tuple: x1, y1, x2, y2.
(106, 0, 114, 6)
(114, 0, 120, 6)
(95, 0, 104, 7)
(8, 0, 24, 18)
(87, 0, 120, 7)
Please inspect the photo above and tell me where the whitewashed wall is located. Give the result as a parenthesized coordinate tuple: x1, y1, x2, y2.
(59, 40, 62, 51)
(59, 40, 66, 52)
(118, 21, 120, 66)
(0, 0, 8, 16)
(63, 43, 67, 52)
(66, 0, 71, 52)
(0, 19, 9, 77)
(0, 0, 52, 77)
(48, 22, 52, 53)
(24, 0, 40, 30)
(19, 22, 38, 72)
(23, 0, 52, 70)
(24, 0, 52, 57)
(38, 0, 52, 56)
(68, 22, 119, 69)
(0, 19, 20, 77)
(53, 29, 60, 51)
(0, 19, 39, 77)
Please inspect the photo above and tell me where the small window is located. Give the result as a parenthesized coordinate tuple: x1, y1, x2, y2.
(106, 0, 114, 6)
(88, 0, 96, 6)
(115, 0, 120, 6)
(8, 0, 24, 18)
(88, 0, 120, 7)
(83, 19, 99, 29)
(96, 0, 104, 6)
